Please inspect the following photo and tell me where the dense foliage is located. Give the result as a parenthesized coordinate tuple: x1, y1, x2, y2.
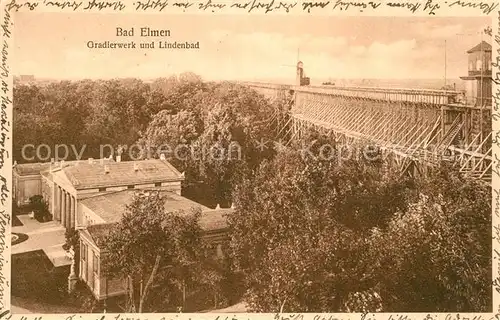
(101, 191, 232, 312)
(14, 78, 168, 161)
(228, 132, 491, 312)
(137, 81, 276, 206)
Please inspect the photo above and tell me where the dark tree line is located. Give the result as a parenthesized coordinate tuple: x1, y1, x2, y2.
(14, 78, 171, 161)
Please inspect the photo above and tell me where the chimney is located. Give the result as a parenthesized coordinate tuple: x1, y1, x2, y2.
(133, 163, 139, 172)
(88, 158, 94, 165)
(160, 153, 166, 161)
(117, 146, 123, 162)
(104, 165, 110, 174)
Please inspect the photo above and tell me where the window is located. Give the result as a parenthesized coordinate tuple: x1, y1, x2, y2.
(155, 182, 162, 187)
(98, 187, 106, 192)
(80, 243, 88, 282)
(127, 185, 135, 189)
(476, 59, 482, 71)
(93, 251, 99, 275)
(81, 243, 87, 261)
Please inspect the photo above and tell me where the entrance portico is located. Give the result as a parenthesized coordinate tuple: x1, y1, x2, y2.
(54, 186, 77, 230)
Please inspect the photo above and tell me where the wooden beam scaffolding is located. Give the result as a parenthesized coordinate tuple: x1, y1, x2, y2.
(250, 84, 491, 182)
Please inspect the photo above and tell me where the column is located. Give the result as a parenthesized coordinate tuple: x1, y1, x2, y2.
(65, 192, 71, 229)
(70, 196, 75, 229)
(57, 187, 62, 222)
(61, 191, 66, 228)
(56, 187, 61, 221)
(51, 183, 57, 220)
(58, 187, 63, 222)
(53, 186, 59, 221)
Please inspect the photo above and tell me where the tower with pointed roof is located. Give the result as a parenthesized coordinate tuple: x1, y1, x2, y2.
(460, 40, 492, 106)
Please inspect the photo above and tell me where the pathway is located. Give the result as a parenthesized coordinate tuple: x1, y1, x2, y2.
(12, 215, 71, 267)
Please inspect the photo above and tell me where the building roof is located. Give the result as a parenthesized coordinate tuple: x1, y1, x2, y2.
(199, 209, 231, 231)
(13, 159, 114, 177)
(467, 41, 491, 53)
(61, 159, 183, 189)
(81, 189, 211, 223)
(83, 192, 231, 247)
(85, 223, 114, 247)
(13, 162, 52, 176)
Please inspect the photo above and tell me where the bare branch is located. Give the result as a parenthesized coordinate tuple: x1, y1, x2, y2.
(139, 254, 162, 312)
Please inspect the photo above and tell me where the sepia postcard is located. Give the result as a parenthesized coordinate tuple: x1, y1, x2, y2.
(1, 0, 499, 318)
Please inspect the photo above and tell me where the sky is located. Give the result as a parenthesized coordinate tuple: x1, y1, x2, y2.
(13, 13, 490, 82)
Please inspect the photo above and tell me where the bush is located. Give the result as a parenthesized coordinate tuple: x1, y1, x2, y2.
(29, 195, 52, 222)
(29, 195, 43, 211)
(63, 228, 80, 276)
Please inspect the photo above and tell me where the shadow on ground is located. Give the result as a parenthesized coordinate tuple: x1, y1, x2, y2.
(12, 205, 29, 227)
(11, 233, 28, 246)
(12, 250, 70, 306)
(12, 215, 23, 227)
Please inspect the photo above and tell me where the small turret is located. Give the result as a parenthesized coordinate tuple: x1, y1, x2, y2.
(296, 61, 310, 86)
